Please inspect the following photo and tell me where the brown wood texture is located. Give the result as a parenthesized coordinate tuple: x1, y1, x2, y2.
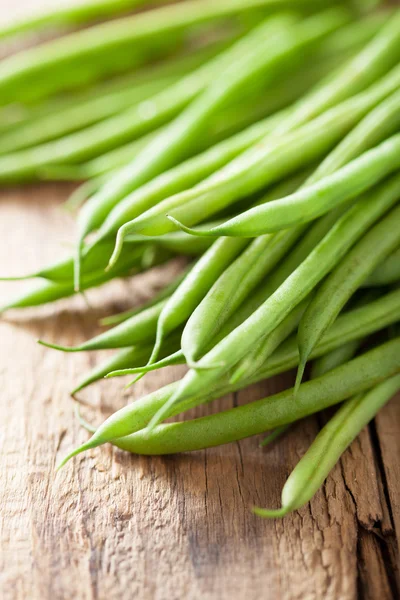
(0, 3, 399, 599)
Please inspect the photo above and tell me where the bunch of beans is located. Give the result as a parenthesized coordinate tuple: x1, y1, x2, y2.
(2, 0, 400, 518)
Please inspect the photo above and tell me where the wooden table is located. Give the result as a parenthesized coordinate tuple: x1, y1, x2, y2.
(0, 2, 399, 598)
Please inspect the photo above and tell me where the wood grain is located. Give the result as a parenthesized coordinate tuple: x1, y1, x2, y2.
(0, 3, 399, 599)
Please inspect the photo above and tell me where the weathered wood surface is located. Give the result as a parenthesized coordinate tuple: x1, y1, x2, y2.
(0, 3, 399, 599)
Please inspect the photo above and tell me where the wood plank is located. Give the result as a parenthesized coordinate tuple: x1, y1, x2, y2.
(0, 2, 399, 599)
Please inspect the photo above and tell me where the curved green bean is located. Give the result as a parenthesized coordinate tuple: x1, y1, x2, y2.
(296, 201, 400, 389)
(254, 374, 400, 518)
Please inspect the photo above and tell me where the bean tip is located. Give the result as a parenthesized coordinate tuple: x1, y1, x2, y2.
(252, 505, 289, 519)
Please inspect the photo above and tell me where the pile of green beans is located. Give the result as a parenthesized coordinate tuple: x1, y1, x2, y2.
(2, 2, 400, 520)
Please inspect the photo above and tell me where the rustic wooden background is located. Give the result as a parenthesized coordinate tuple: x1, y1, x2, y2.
(0, 2, 399, 599)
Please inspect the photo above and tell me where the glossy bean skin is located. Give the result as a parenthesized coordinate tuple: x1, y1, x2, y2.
(60, 288, 400, 461)
(296, 201, 400, 387)
(364, 246, 400, 286)
(173, 131, 400, 238)
(111, 338, 400, 456)
(230, 300, 308, 384)
(254, 374, 400, 518)
(148, 174, 400, 429)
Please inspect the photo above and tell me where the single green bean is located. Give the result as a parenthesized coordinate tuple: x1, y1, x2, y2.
(60, 289, 400, 459)
(254, 374, 400, 518)
(296, 201, 400, 388)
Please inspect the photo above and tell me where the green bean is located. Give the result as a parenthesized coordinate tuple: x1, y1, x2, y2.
(39, 296, 168, 352)
(0, 245, 170, 313)
(296, 201, 400, 389)
(364, 246, 400, 286)
(71, 331, 182, 394)
(105, 350, 185, 382)
(109, 338, 400, 456)
(254, 374, 400, 518)
(60, 289, 400, 460)
(0, 76, 179, 155)
(311, 340, 363, 379)
(99, 268, 190, 327)
(259, 425, 291, 448)
(0, 0, 166, 41)
(148, 174, 400, 429)
(230, 300, 309, 384)
(132, 66, 400, 238)
(75, 9, 346, 283)
(173, 131, 400, 238)
(0, 238, 141, 283)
